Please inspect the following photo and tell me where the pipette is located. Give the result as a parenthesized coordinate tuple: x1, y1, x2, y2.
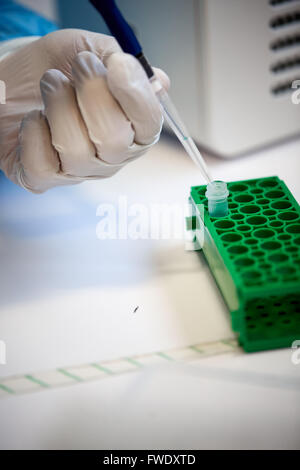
(89, 0, 212, 184)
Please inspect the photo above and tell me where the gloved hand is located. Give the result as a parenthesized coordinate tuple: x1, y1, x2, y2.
(0, 29, 169, 193)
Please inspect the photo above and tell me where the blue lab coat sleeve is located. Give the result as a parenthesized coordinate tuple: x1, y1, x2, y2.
(0, 0, 58, 42)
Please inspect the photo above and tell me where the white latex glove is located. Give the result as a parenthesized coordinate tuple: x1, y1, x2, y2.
(0, 29, 169, 193)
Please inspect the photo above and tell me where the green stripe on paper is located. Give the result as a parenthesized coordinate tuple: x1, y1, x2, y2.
(25, 375, 49, 388)
(57, 368, 82, 382)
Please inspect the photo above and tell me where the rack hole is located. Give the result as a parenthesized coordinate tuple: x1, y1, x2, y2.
(246, 216, 267, 226)
(261, 241, 282, 250)
(257, 198, 269, 205)
(265, 190, 285, 199)
(198, 187, 206, 196)
(270, 220, 284, 227)
(231, 214, 244, 220)
(229, 183, 248, 192)
(245, 239, 258, 245)
(234, 194, 254, 203)
(269, 253, 289, 263)
(228, 245, 248, 255)
(237, 225, 252, 232)
(235, 257, 255, 267)
(214, 220, 235, 229)
(251, 188, 263, 194)
(271, 200, 292, 210)
(286, 224, 300, 234)
(221, 232, 243, 243)
(260, 263, 272, 269)
(241, 205, 260, 214)
(258, 180, 278, 188)
(278, 211, 299, 221)
(276, 265, 296, 275)
(286, 246, 297, 252)
(242, 270, 261, 280)
(278, 234, 291, 240)
(253, 229, 275, 239)
(264, 210, 276, 216)
(253, 251, 264, 257)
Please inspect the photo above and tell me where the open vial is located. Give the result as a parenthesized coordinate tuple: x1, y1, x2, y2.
(205, 181, 229, 218)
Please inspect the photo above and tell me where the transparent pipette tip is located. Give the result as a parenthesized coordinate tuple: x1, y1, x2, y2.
(205, 181, 229, 218)
(154, 84, 212, 183)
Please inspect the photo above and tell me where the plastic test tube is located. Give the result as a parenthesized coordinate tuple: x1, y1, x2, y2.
(205, 181, 229, 218)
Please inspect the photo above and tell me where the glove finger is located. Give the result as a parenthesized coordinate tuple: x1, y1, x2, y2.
(40, 68, 128, 178)
(153, 67, 170, 92)
(106, 52, 163, 146)
(72, 50, 135, 165)
(40, 68, 100, 177)
(17, 110, 82, 193)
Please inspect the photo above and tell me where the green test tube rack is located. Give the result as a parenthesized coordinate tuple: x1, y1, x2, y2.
(189, 176, 300, 352)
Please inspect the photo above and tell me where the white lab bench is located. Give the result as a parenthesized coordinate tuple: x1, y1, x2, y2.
(0, 135, 299, 449)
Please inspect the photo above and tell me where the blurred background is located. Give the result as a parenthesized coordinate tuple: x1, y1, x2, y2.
(17, 0, 300, 158)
